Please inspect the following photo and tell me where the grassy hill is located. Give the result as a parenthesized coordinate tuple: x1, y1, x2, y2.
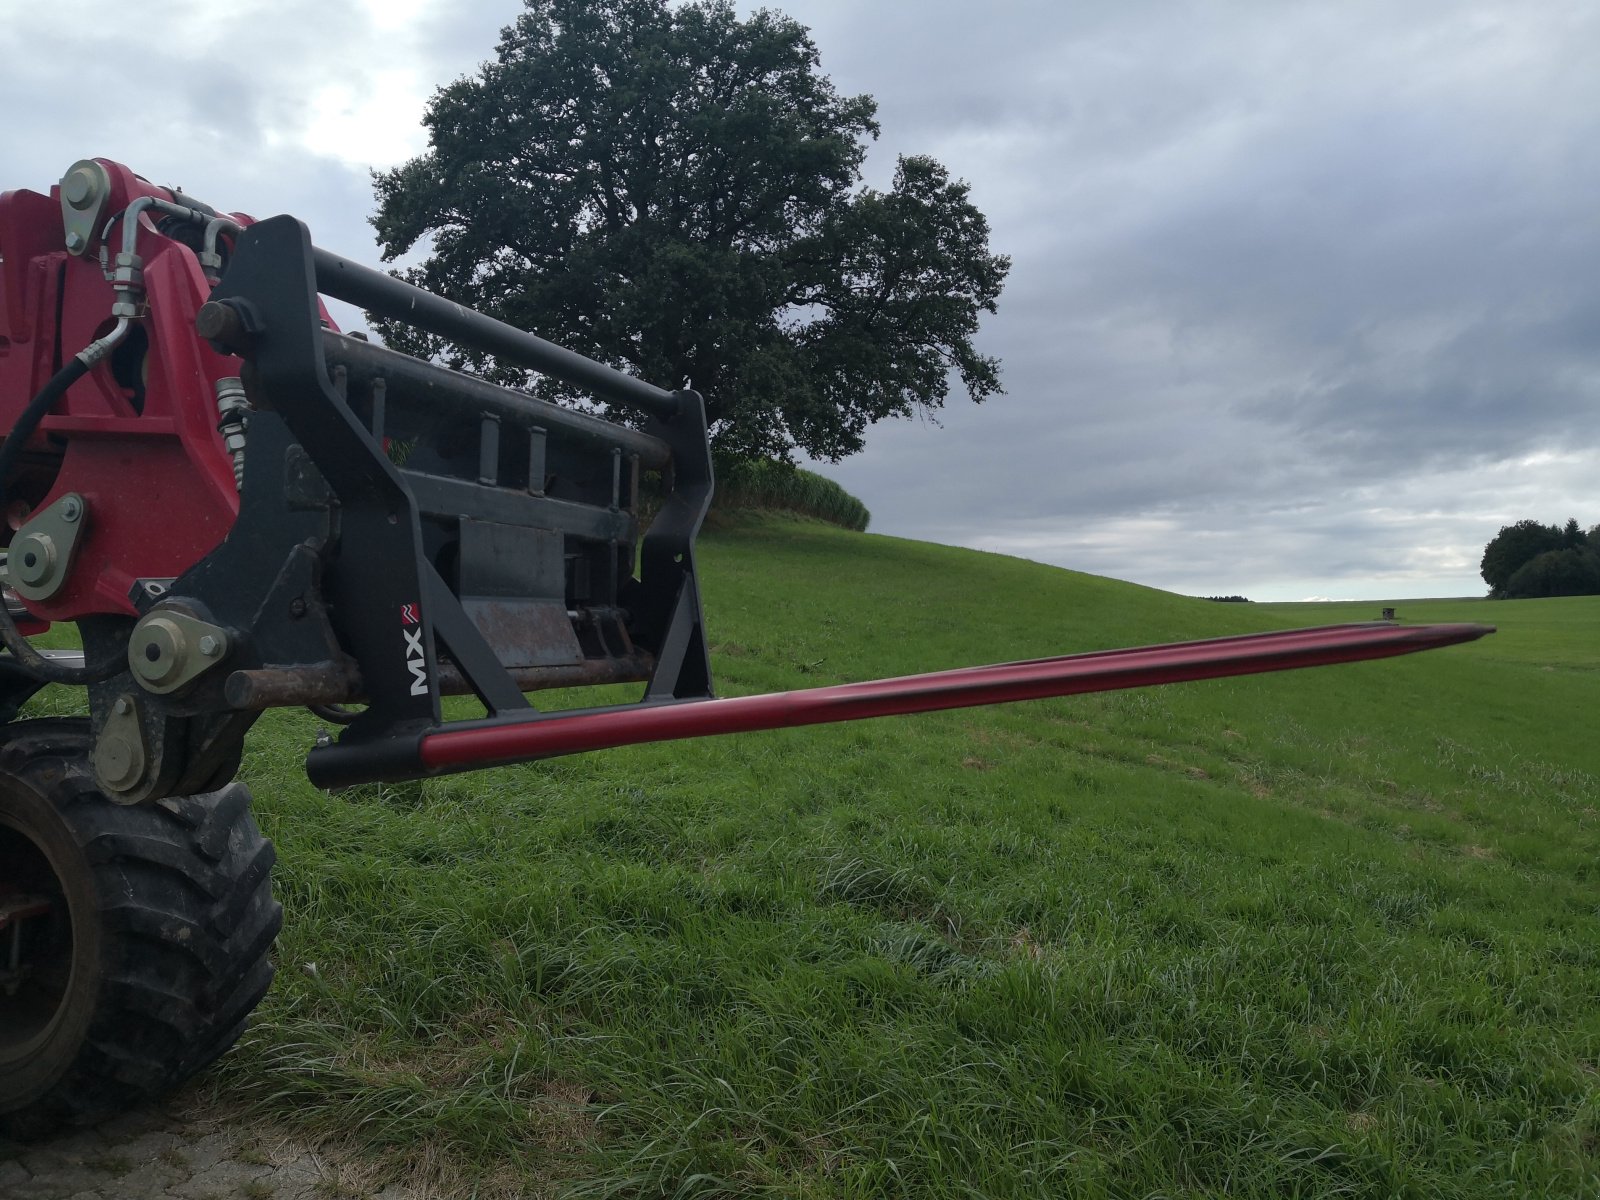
(188, 515, 1595, 1197)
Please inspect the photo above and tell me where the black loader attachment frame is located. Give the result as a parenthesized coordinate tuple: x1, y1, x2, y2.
(118, 214, 717, 803)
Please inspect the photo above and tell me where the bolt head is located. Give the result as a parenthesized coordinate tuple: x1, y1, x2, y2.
(130, 617, 186, 685)
(198, 634, 222, 657)
(62, 167, 97, 209)
(64, 232, 87, 254)
(59, 495, 82, 523)
(113, 696, 131, 715)
(12, 534, 55, 587)
(95, 734, 141, 790)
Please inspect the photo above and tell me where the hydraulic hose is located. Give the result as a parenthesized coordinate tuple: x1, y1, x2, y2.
(307, 703, 361, 726)
(0, 321, 134, 683)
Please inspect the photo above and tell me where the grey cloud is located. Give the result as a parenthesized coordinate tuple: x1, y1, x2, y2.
(6, 0, 1594, 602)
(777, 0, 1600, 599)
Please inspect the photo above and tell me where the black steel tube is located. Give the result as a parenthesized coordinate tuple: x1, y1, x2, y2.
(312, 249, 680, 420)
(321, 332, 672, 470)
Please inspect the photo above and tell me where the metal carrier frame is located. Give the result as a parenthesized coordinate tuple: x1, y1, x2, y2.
(104, 214, 716, 795)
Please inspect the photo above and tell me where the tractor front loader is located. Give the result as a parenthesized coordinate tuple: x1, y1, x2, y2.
(0, 160, 1491, 1134)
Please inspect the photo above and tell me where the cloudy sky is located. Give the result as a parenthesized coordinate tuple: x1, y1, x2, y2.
(5, 1, 1595, 601)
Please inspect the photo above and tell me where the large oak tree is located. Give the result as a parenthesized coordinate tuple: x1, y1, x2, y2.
(371, 0, 1009, 460)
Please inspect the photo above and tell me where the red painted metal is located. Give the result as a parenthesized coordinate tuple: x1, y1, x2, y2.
(0, 162, 288, 622)
(419, 621, 1493, 772)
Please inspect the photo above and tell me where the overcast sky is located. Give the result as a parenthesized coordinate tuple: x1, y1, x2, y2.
(4, 1, 1595, 601)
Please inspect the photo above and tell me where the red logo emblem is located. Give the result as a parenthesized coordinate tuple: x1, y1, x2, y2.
(400, 603, 420, 626)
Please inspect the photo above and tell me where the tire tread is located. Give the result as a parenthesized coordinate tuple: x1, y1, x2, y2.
(0, 719, 281, 1137)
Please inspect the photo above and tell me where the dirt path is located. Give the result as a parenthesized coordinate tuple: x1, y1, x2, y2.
(0, 1103, 412, 1200)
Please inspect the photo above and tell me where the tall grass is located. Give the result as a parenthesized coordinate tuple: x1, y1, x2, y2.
(713, 459, 870, 531)
(62, 518, 1596, 1198)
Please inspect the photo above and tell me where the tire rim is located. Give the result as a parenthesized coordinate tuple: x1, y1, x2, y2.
(0, 817, 74, 1063)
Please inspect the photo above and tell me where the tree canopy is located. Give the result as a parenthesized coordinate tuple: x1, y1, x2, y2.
(371, 0, 1010, 461)
(1480, 518, 1599, 598)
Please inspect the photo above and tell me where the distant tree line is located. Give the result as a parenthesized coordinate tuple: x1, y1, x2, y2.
(1480, 519, 1600, 598)
(1203, 595, 1252, 603)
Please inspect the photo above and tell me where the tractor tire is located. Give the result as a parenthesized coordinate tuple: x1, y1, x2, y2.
(0, 719, 281, 1138)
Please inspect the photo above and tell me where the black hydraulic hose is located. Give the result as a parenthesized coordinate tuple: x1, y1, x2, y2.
(307, 703, 361, 726)
(0, 327, 132, 683)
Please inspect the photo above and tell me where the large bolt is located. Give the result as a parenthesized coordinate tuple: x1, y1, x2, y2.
(198, 634, 223, 658)
(95, 734, 143, 790)
(130, 616, 187, 686)
(196, 301, 252, 347)
(12, 533, 56, 588)
(64, 232, 87, 254)
(62, 167, 98, 210)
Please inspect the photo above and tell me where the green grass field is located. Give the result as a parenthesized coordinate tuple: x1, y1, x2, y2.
(78, 515, 1600, 1197)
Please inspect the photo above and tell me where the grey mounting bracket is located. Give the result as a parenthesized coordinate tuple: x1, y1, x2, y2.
(8, 493, 88, 602)
(94, 693, 149, 801)
(129, 609, 232, 695)
(60, 160, 112, 257)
